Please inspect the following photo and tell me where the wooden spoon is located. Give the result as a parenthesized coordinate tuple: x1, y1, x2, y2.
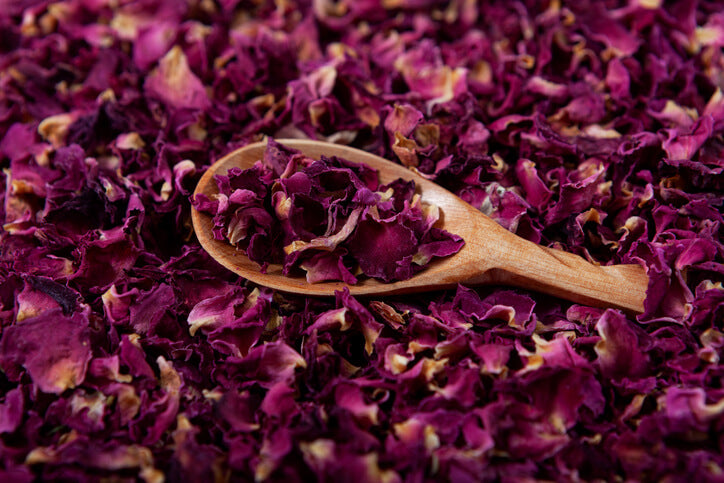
(192, 139, 649, 313)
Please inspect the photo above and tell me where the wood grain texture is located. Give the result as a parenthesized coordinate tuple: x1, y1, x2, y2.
(192, 139, 649, 313)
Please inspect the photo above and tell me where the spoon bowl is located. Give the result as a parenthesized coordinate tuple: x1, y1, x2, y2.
(192, 139, 649, 313)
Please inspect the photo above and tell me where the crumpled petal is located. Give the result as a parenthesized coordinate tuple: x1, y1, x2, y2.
(0, 310, 92, 394)
(145, 46, 210, 110)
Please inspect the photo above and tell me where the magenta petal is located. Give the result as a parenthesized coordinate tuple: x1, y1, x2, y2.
(0, 310, 92, 394)
(334, 382, 379, 426)
(301, 250, 358, 284)
(133, 23, 177, 70)
(0, 388, 24, 434)
(217, 391, 259, 432)
(595, 310, 650, 380)
(384, 104, 424, 137)
(119, 335, 155, 379)
(224, 342, 306, 388)
(662, 116, 714, 160)
(145, 46, 210, 110)
(348, 218, 418, 282)
(260, 382, 299, 422)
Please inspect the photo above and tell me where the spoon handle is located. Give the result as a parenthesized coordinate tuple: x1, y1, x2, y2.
(489, 242, 648, 313)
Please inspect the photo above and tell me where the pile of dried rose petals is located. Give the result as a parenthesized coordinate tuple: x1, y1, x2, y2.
(1, 0, 723, 481)
(193, 139, 464, 283)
